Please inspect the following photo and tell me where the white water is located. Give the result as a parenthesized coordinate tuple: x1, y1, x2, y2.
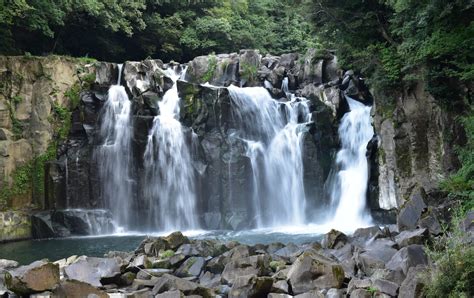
(143, 67, 198, 231)
(228, 85, 311, 228)
(96, 64, 133, 229)
(327, 96, 373, 231)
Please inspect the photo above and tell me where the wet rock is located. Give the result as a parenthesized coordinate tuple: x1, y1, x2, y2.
(0, 260, 18, 269)
(322, 229, 348, 249)
(52, 280, 107, 298)
(64, 256, 121, 287)
(152, 274, 212, 297)
(175, 257, 205, 277)
(395, 228, 429, 247)
(221, 254, 271, 284)
(5, 261, 59, 295)
(287, 250, 345, 294)
(229, 274, 273, 298)
(397, 188, 427, 231)
(386, 245, 428, 275)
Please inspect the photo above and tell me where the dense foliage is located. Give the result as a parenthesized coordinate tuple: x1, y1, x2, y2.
(424, 208, 474, 297)
(309, 0, 474, 97)
(0, 0, 315, 62)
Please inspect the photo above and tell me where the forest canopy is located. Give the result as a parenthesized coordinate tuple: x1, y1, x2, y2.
(0, 0, 315, 62)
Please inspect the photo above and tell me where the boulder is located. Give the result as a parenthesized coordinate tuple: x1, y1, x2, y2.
(395, 228, 429, 247)
(399, 265, 427, 298)
(287, 250, 344, 294)
(271, 280, 289, 294)
(175, 257, 206, 277)
(294, 289, 325, 297)
(0, 259, 18, 269)
(152, 274, 213, 297)
(221, 254, 271, 284)
(155, 290, 184, 298)
(5, 261, 60, 295)
(326, 288, 346, 298)
(322, 229, 348, 249)
(397, 188, 427, 231)
(163, 232, 190, 250)
(356, 241, 398, 276)
(128, 254, 152, 272)
(349, 289, 372, 298)
(372, 278, 399, 296)
(386, 245, 428, 275)
(229, 274, 273, 298)
(51, 280, 107, 298)
(199, 271, 221, 288)
(64, 256, 122, 287)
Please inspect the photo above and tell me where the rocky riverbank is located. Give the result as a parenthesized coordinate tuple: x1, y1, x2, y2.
(2, 209, 472, 298)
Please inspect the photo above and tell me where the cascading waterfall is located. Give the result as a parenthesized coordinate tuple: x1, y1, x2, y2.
(143, 67, 198, 231)
(329, 96, 373, 231)
(228, 84, 311, 227)
(96, 64, 133, 230)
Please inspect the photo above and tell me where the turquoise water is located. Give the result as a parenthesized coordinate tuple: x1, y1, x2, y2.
(0, 229, 324, 265)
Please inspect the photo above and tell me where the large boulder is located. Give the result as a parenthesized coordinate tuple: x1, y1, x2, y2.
(175, 256, 206, 277)
(152, 273, 213, 297)
(399, 265, 427, 298)
(221, 254, 271, 284)
(229, 274, 273, 298)
(321, 229, 348, 249)
(64, 256, 122, 287)
(287, 250, 345, 294)
(397, 188, 427, 231)
(5, 261, 60, 295)
(386, 245, 428, 276)
(395, 228, 429, 248)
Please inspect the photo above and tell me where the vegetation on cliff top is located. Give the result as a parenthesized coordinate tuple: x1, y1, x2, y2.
(0, 0, 315, 62)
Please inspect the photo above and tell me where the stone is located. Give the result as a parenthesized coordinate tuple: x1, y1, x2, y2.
(294, 290, 325, 297)
(128, 254, 152, 272)
(326, 288, 346, 298)
(397, 188, 427, 231)
(349, 289, 372, 298)
(356, 242, 398, 276)
(64, 256, 121, 287)
(163, 232, 190, 250)
(386, 245, 428, 275)
(152, 274, 213, 297)
(395, 228, 429, 247)
(229, 275, 273, 298)
(206, 255, 228, 274)
(371, 269, 405, 285)
(0, 259, 19, 269)
(287, 250, 345, 294)
(175, 257, 205, 277)
(347, 278, 372, 294)
(271, 280, 289, 294)
(123, 288, 154, 298)
(5, 260, 59, 295)
(119, 272, 136, 286)
(399, 265, 427, 298)
(322, 229, 348, 249)
(268, 294, 292, 298)
(221, 254, 271, 284)
(199, 271, 221, 288)
(155, 290, 184, 298)
(51, 280, 107, 298)
(136, 269, 172, 280)
(131, 278, 159, 290)
(372, 278, 399, 296)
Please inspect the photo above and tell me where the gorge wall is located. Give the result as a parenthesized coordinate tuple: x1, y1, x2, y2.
(0, 50, 463, 240)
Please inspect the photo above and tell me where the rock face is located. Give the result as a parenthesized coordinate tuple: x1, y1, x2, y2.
(35, 48, 384, 232)
(0, 211, 31, 241)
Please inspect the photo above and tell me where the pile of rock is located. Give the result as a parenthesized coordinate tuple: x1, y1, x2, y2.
(0, 222, 437, 298)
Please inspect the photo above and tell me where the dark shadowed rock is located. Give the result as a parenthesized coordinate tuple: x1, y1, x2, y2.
(386, 245, 428, 275)
(221, 254, 271, 284)
(399, 265, 427, 298)
(164, 232, 190, 250)
(397, 188, 427, 231)
(5, 261, 59, 295)
(51, 280, 107, 298)
(229, 274, 273, 298)
(64, 256, 121, 287)
(322, 229, 348, 249)
(395, 228, 429, 248)
(287, 250, 344, 294)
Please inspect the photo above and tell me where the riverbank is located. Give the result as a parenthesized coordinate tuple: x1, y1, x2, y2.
(3, 216, 470, 298)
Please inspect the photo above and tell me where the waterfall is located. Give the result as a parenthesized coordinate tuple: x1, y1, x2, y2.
(228, 85, 311, 227)
(96, 64, 133, 230)
(143, 67, 198, 231)
(329, 96, 373, 231)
